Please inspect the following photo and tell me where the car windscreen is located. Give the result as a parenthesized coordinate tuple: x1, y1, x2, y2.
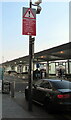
(51, 81, 71, 89)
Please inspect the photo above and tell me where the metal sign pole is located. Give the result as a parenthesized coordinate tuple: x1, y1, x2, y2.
(22, 0, 36, 111)
(28, 0, 33, 111)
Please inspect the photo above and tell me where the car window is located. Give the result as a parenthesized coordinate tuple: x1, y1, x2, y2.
(35, 80, 43, 87)
(39, 81, 51, 89)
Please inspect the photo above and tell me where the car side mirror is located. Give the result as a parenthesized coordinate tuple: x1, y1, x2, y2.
(48, 87, 51, 89)
(33, 84, 37, 89)
(48, 86, 52, 89)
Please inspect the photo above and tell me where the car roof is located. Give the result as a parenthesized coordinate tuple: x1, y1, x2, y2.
(41, 79, 70, 83)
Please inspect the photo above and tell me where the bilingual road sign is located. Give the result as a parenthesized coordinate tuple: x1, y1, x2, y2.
(22, 7, 36, 36)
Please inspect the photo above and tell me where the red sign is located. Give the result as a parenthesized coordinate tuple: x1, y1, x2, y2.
(22, 8, 36, 36)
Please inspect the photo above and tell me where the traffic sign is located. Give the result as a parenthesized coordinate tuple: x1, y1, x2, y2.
(23, 8, 35, 18)
(22, 7, 36, 36)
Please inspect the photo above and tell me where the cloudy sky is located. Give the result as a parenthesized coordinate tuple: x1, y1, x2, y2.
(0, 0, 70, 63)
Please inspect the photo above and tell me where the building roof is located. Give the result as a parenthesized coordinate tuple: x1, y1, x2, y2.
(3, 42, 71, 66)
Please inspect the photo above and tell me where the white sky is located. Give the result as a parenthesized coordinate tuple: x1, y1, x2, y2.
(0, 0, 70, 2)
(0, 0, 70, 63)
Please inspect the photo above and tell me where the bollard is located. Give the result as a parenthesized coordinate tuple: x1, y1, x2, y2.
(2, 81, 10, 94)
(10, 81, 15, 98)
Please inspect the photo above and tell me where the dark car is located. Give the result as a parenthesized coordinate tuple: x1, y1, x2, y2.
(25, 79, 71, 112)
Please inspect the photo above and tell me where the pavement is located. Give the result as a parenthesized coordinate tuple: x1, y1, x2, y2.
(1, 91, 71, 120)
(2, 93, 34, 119)
(0, 94, 2, 120)
(2, 92, 56, 120)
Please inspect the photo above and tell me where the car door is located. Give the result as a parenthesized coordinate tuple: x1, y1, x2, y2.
(32, 79, 44, 101)
(32, 80, 52, 104)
